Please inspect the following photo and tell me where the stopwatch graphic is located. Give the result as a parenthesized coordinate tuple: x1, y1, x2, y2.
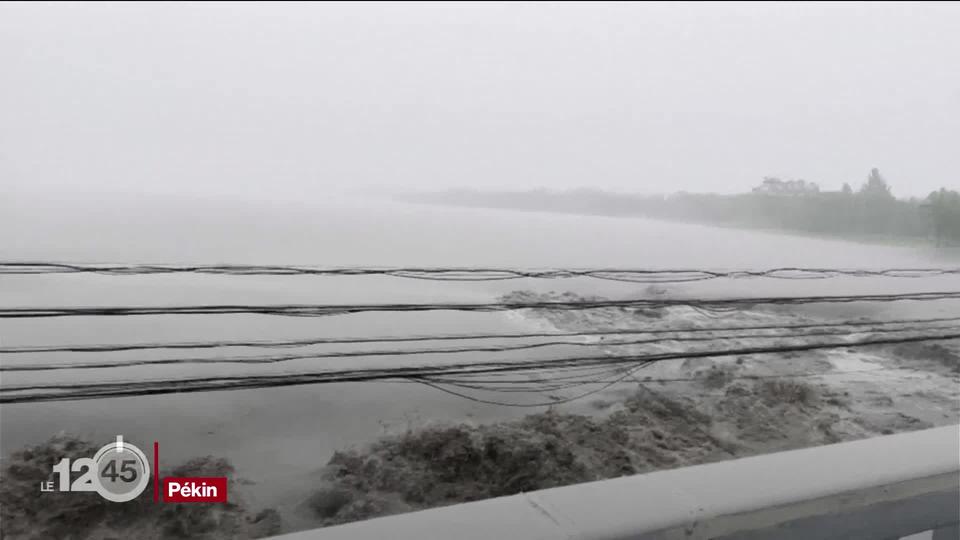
(90, 436, 152, 502)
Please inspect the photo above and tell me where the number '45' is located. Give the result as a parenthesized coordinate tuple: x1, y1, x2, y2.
(101, 459, 138, 482)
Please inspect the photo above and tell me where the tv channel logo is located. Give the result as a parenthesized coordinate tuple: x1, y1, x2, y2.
(40, 435, 226, 503)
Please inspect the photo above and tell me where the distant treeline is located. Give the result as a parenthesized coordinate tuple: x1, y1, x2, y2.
(407, 169, 960, 246)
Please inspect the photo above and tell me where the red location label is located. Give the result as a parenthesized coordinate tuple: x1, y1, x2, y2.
(163, 477, 227, 503)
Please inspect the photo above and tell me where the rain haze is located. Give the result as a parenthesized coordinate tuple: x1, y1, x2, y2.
(1, 3, 959, 540)
(2, 2, 959, 200)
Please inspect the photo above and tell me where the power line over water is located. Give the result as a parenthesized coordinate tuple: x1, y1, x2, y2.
(3, 263, 958, 407)
(2, 262, 959, 282)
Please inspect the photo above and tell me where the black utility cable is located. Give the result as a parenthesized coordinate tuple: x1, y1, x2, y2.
(5, 315, 958, 353)
(3, 262, 958, 282)
(3, 331, 957, 404)
(3, 291, 960, 318)
(3, 323, 952, 372)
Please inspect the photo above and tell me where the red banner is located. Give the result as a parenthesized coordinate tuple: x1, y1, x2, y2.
(163, 477, 227, 503)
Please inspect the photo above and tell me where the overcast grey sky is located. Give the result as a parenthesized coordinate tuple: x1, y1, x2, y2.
(2, 2, 958, 201)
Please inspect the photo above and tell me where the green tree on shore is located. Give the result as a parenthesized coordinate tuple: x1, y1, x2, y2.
(926, 188, 960, 245)
(421, 168, 960, 246)
(860, 168, 894, 200)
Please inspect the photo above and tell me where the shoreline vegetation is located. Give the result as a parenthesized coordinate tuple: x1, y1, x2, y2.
(300, 295, 960, 530)
(306, 381, 836, 528)
(398, 169, 960, 248)
(300, 304, 960, 530)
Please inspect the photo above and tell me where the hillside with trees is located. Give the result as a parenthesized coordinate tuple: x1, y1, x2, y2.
(406, 169, 960, 246)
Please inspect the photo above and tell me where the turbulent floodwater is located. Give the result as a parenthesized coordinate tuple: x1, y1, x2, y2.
(2, 191, 959, 531)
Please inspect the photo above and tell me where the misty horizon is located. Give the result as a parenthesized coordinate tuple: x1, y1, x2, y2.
(3, 2, 959, 202)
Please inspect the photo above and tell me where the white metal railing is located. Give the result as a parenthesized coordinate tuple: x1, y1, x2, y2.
(271, 425, 960, 540)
